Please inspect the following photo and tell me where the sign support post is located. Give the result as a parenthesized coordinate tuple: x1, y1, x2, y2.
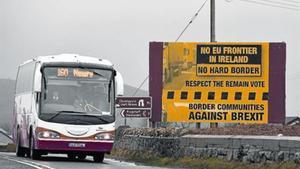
(210, 0, 215, 43)
(209, 0, 218, 128)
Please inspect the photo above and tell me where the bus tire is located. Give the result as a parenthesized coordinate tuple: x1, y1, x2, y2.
(30, 135, 41, 160)
(78, 154, 87, 160)
(67, 154, 76, 160)
(93, 153, 104, 163)
(16, 129, 26, 157)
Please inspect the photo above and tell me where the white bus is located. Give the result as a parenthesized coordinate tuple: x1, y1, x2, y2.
(12, 54, 124, 162)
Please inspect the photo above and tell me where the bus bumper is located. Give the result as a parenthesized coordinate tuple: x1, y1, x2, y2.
(36, 139, 114, 153)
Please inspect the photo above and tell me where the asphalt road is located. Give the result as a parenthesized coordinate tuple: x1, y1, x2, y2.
(0, 152, 169, 169)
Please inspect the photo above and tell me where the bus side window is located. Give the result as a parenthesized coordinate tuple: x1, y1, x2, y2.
(16, 62, 35, 94)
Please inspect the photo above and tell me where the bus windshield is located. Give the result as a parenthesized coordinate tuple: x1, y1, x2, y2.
(39, 67, 115, 125)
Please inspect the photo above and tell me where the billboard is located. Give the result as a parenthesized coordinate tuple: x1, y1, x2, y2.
(149, 42, 286, 124)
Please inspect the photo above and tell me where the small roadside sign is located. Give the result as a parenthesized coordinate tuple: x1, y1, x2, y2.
(116, 96, 152, 119)
(116, 97, 152, 109)
(120, 109, 151, 118)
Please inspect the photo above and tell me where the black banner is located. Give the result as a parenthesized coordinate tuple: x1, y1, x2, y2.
(197, 45, 262, 64)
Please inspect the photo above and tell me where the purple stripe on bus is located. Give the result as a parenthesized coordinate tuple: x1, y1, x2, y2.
(149, 42, 163, 122)
(36, 140, 113, 152)
(268, 42, 286, 124)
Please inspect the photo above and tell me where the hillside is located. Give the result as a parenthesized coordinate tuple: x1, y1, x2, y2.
(0, 79, 15, 133)
(123, 84, 148, 96)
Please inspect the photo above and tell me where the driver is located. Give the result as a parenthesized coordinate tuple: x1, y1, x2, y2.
(50, 91, 60, 104)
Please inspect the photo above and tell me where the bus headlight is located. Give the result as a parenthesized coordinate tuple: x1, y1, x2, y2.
(38, 131, 60, 139)
(95, 133, 114, 140)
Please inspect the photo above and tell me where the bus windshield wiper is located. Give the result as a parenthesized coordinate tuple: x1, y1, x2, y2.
(85, 114, 111, 123)
(48, 110, 86, 121)
(48, 111, 111, 123)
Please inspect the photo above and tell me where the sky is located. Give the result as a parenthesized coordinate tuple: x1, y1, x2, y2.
(0, 0, 299, 116)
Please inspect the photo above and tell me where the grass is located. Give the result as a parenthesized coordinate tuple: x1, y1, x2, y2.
(109, 149, 300, 169)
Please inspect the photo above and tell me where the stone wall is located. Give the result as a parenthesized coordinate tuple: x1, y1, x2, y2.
(180, 135, 300, 163)
(114, 130, 300, 163)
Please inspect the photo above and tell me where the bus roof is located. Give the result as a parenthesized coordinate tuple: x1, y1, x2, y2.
(20, 54, 113, 67)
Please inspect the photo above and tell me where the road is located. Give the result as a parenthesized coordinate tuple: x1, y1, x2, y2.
(0, 152, 169, 169)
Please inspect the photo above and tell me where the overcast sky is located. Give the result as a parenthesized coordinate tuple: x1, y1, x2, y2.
(0, 0, 299, 116)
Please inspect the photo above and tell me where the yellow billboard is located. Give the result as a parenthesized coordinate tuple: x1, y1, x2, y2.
(162, 42, 269, 123)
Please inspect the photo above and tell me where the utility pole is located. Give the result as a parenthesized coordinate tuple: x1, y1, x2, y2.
(196, 0, 216, 129)
(210, 0, 218, 128)
(210, 0, 216, 42)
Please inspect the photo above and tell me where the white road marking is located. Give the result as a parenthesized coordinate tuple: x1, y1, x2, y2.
(104, 158, 137, 166)
(0, 155, 43, 169)
(21, 159, 56, 169)
(0, 152, 168, 169)
(0, 153, 55, 169)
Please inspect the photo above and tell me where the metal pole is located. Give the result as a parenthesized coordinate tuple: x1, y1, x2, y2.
(197, 0, 216, 129)
(210, 0, 216, 42)
(210, 0, 218, 128)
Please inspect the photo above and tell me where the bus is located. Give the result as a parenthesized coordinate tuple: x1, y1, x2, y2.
(12, 54, 124, 162)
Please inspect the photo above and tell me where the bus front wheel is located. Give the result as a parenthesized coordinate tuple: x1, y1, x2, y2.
(93, 153, 104, 163)
(67, 154, 76, 160)
(29, 135, 41, 160)
(78, 154, 87, 160)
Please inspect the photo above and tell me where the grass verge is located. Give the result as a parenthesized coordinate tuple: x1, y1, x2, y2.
(109, 149, 300, 169)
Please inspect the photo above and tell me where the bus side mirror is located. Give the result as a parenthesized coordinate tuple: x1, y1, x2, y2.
(115, 71, 124, 96)
(34, 63, 42, 93)
(34, 66, 42, 103)
(35, 91, 41, 103)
